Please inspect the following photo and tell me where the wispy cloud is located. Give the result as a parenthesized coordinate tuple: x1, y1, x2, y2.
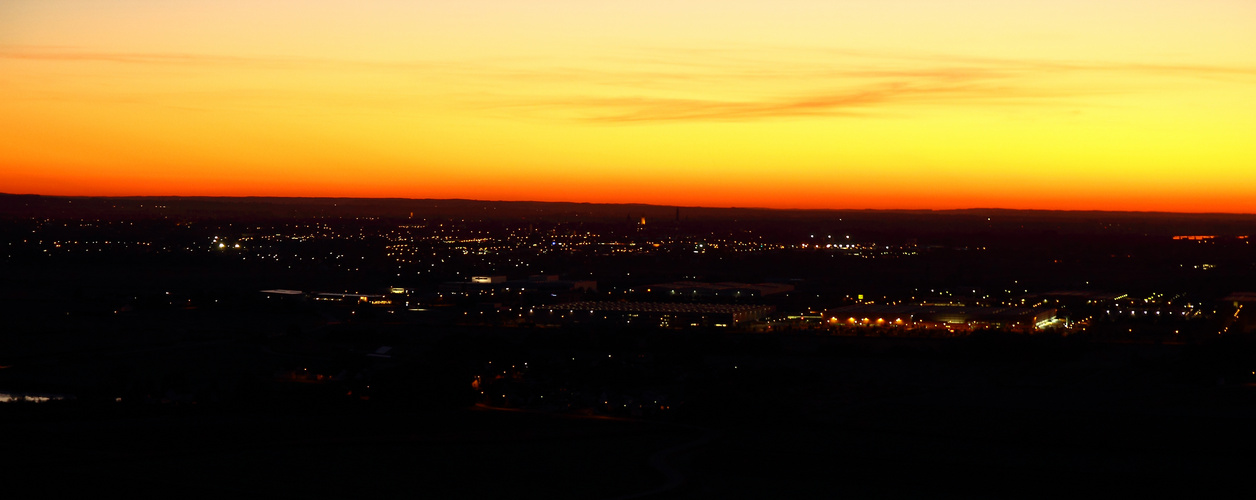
(466, 48, 1256, 123)
(5, 45, 1254, 123)
(527, 82, 1050, 123)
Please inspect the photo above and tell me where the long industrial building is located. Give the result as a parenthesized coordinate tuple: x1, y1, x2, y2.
(540, 301, 774, 328)
(825, 304, 1057, 332)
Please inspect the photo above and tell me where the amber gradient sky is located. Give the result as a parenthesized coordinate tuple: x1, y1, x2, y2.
(3, 1, 1255, 211)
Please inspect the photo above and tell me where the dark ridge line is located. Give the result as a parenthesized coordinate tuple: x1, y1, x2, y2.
(2, 193, 1254, 217)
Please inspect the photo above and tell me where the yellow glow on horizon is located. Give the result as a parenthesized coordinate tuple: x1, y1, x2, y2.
(3, 1, 1256, 212)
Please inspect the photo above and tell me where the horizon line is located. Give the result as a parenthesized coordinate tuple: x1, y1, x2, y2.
(3, 192, 1254, 217)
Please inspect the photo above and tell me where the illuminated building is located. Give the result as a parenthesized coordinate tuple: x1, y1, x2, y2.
(826, 305, 1056, 332)
(259, 289, 306, 301)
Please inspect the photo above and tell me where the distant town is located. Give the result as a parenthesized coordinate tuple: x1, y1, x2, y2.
(6, 194, 1256, 496)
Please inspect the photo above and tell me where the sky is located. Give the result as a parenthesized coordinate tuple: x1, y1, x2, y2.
(2, 1, 1255, 212)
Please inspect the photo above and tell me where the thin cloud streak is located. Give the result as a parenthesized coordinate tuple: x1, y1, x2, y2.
(9, 45, 1255, 82)
(6, 45, 1255, 123)
(537, 83, 1113, 123)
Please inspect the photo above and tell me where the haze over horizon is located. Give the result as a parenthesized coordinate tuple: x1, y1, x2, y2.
(4, 1, 1255, 212)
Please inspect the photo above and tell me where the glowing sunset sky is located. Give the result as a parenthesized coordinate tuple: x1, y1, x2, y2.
(3, 1, 1255, 211)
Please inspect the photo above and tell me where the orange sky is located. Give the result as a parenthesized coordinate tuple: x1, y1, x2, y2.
(3, 1, 1256, 212)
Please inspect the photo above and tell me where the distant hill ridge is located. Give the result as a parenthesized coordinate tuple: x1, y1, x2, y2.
(2, 194, 1255, 235)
